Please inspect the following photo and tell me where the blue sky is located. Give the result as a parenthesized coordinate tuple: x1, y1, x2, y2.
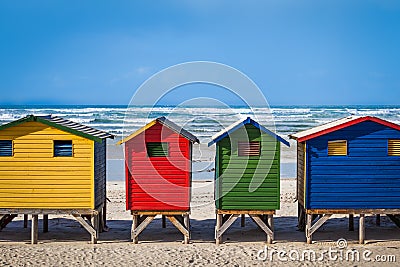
(1, 0, 400, 105)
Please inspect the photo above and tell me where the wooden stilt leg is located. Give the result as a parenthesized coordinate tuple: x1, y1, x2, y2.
(162, 215, 166, 228)
(103, 200, 107, 231)
(298, 204, 306, 231)
(349, 214, 354, 231)
(183, 214, 189, 244)
(31, 215, 38, 245)
(306, 214, 312, 244)
(43, 214, 48, 233)
(132, 215, 139, 244)
(216, 214, 222, 245)
(359, 214, 365, 244)
(100, 203, 108, 233)
(241, 214, 245, 227)
(91, 215, 98, 244)
(376, 214, 381, 226)
(267, 214, 274, 244)
(24, 214, 28, 228)
(99, 210, 104, 233)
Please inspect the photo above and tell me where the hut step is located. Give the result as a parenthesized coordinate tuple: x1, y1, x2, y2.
(387, 214, 400, 228)
(0, 214, 18, 231)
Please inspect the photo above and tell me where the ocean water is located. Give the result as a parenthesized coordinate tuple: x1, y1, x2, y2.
(1, 105, 399, 180)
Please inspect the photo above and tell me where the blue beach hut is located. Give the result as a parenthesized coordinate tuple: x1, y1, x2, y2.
(290, 116, 400, 244)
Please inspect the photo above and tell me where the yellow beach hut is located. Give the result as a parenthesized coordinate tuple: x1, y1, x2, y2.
(0, 115, 114, 244)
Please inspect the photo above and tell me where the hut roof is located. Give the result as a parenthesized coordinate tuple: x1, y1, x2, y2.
(0, 115, 114, 143)
(208, 117, 290, 147)
(118, 116, 199, 144)
(289, 116, 400, 142)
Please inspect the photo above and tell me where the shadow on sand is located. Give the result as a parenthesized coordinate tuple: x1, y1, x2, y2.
(0, 215, 399, 245)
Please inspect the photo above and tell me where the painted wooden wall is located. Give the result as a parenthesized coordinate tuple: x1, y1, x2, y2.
(216, 124, 280, 210)
(125, 122, 191, 211)
(94, 139, 106, 208)
(0, 121, 95, 209)
(306, 121, 400, 209)
(296, 142, 306, 206)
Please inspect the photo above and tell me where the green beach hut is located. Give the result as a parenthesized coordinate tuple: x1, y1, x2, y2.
(208, 117, 289, 244)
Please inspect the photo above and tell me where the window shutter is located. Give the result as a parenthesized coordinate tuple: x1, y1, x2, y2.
(0, 140, 12, 157)
(238, 141, 261, 156)
(328, 140, 347, 156)
(388, 140, 400, 156)
(146, 142, 169, 157)
(54, 140, 73, 157)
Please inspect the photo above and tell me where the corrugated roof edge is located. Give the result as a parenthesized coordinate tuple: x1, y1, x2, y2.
(208, 117, 290, 147)
(0, 115, 114, 143)
(118, 116, 199, 144)
(157, 116, 199, 143)
(289, 116, 400, 142)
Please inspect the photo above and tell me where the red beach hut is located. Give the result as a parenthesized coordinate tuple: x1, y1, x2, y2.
(118, 117, 199, 243)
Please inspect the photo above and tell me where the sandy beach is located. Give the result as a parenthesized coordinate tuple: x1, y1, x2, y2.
(0, 179, 399, 266)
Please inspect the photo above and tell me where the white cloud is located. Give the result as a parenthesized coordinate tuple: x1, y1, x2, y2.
(136, 66, 151, 75)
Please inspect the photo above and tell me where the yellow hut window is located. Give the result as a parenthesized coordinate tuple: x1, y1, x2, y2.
(238, 141, 261, 156)
(388, 140, 400, 156)
(54, 140, 73, 157)
(0, 140, 12, 157)
(328, 140, 347, 156)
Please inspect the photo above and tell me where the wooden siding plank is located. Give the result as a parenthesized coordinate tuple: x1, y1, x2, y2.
(310, 184, 400, 189)
(0, 161, 90, 168)
(0, 193, 92, 198)
(310, 192, 400, 197)
(1, 175, 93, 182)
(0, 159, 92, 164)
(219, 176, 279, 183)
(0, 198, 91, 203)
(0, 187, 91, 192)
(220, 169, 279, 175)
(222, 196, 279, 201)
(0, 172, 92, 178)
(0, 166, 92, 171)
(221, 183, 278, 189)
(221, 189, 279, 195)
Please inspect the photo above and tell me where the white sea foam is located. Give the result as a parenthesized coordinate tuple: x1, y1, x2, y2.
(1, 105, 400, 140)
